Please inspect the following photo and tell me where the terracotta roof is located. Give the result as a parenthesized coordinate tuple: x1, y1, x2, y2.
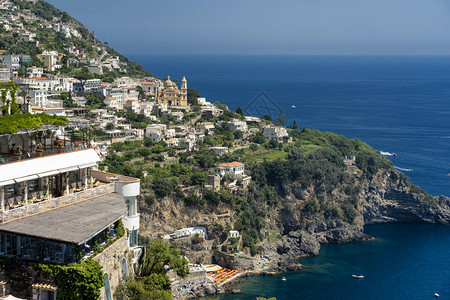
(31, 107, 65, 111)
(218, 161, 244, 168)
(144, 81, 155, 85)
(107, 97, 116, 100)
(31, 77, 50, 80)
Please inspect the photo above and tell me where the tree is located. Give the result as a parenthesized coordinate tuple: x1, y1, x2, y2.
(249, 144, 259, 151)
(85, 93, 106, 108)
(236, 106, 244, 116)
(140, 240, 188, 278)
(187, 88, 200, 106)
(137, 85, 145, 100)
(203, 189, 219, 205)
(292, 120, 299, 129)
(262, 114, 272, 122)
(275, 114, 286, 126)
(0, 81, 20, 115)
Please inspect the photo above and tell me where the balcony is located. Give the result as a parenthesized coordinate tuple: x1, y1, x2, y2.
(0, 183, 114, 224)
(0, 124, 92, 166)
(0, 143, 92, 165)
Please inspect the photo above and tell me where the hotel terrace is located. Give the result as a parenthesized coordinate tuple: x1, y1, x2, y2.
(0, 124, 141, 264)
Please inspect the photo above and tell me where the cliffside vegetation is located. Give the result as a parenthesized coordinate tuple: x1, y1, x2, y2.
(114, 240, 188, 300)
(101, 122, 435, 256)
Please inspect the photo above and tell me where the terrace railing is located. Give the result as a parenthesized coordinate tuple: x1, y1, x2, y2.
(0, 183, 114, 224)
(0, 144, 92, 165)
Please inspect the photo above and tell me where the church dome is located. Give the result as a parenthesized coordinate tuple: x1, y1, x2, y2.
(164, 76, 173, 87)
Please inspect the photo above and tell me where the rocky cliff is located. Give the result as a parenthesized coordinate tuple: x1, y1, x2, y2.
(259, 165, 450, 272)
(139, 155, 450, 273)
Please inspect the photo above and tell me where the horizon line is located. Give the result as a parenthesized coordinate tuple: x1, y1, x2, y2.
(124, 53, 450, 57)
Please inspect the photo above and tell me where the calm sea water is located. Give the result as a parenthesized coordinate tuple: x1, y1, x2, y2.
(128, 55, 450, 299)
(215, 224, 450, 300)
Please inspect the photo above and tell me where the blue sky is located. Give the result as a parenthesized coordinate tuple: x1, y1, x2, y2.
(47, 0, 450, 55)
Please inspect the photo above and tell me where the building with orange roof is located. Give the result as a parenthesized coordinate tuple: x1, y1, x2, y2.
(142, 79, 163, 95)
(214, 161, 245, 178)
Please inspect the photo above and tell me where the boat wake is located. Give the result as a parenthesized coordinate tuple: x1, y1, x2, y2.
(379, 151, 397, 157)
(394, 166, 413, 172)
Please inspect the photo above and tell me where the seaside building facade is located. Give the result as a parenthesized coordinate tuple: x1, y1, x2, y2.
(0, 125, 141, 299)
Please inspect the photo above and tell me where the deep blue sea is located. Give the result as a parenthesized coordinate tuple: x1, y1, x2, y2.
(128, 55, 450, 299)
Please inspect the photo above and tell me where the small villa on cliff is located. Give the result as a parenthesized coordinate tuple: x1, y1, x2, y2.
(214, 161, 245, 178)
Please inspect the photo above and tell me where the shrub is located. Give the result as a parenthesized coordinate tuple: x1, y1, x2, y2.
(341, 202, 357, 224)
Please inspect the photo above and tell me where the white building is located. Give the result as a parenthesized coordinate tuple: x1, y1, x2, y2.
(197, 97, 212, 106)
(173, 227, 207, 239)
(0, 68, 11, 80)
(0, 127, 141, 298)
(139, 102, 154, 117)
(125, 99, 140, 113)
(227, 119, 248, 132)
(210, 146, 228, 156)
(26, 66, 43, 78)
(142, 80, 163, 95)
(36, 51, 59, 72)
(19, 31, 35, 41)
(58, 77, 74, 92)
(83, 79, 101, 92)
(263, 124, 289, 142)
(145, 124, 167, 142)
(114, 77, 136, 88)
(179, 138, 194, 151)
(214, 161, 245, 178)
(229, 230, 240, 238)
(28, 85, 48, 107)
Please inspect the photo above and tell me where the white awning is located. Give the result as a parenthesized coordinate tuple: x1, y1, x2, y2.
(0, 179, 15, 186)
(37, 170, 60, 178)
(58, 166, 80, 173)
(0, 149, 100, 182)
(14, 174, 39, 183)
(78, 162, 97, 169)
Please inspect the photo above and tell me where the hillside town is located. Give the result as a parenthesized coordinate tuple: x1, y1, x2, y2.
(0, 2, 297, 299)
(2, 1, 433, 300)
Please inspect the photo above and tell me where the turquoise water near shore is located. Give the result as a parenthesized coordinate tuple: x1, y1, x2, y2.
(128, 55, 450, 299)
(214, 224, 450, 300)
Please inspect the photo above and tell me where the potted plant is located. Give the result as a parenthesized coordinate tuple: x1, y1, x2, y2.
(56, 140, 64, 153)
(36, 143, 44, 156)
(13, 145, 23, 160)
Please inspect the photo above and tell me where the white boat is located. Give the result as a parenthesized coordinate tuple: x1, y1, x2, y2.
(291, 105, 296, 108)
(282, 277, 286, 281)
(435, 293, 439, 298)
(352, 275, 364, 279)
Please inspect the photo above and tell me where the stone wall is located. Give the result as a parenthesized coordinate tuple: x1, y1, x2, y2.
(94, 236, 132, 300)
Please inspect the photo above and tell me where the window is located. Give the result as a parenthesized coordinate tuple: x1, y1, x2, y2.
(104, 273, 112, 300)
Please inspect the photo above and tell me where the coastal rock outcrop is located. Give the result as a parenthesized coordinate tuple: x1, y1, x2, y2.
(138, 159, 450, 274)
(258, 168, 450, 272)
